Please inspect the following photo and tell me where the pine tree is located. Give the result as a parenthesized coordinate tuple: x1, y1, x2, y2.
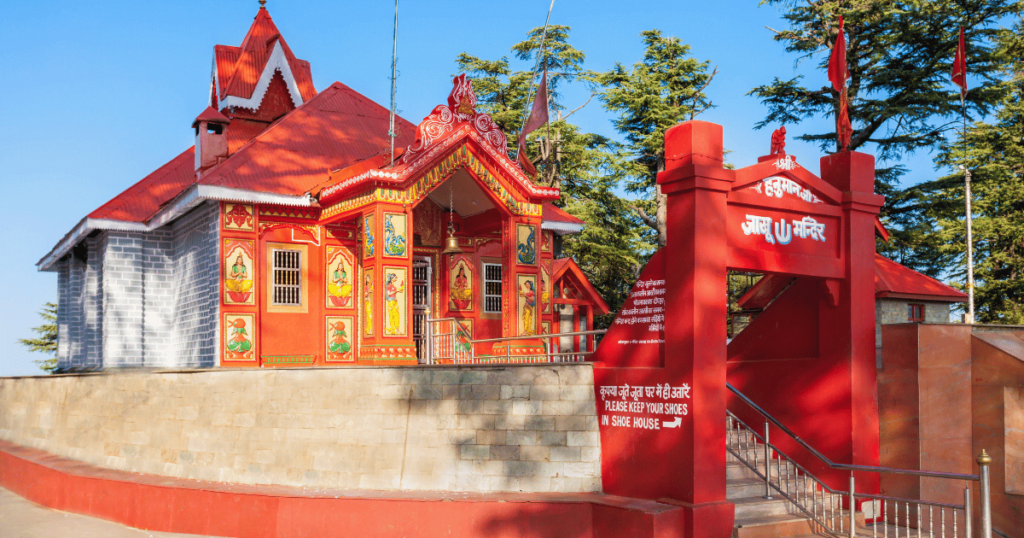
(592, 30, 717, 247)
(749, 0, 1020, 207)
(19, 302, 58, 373)
(456, 27, 651, 326)
(900, 17, 1024, 323)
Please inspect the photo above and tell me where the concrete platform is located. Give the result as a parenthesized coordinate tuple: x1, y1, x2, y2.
(0, 439, 686, 538)
(0, 485, 222, 538)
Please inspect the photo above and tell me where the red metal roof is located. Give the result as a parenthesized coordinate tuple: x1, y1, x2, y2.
(198, 82, 416, 196)
(87, 148, 196, 223)
(217, 8, 316, 104)
(543, 203, 584, 225)
(552, 257, 610, 315)
(737, 253, 968, 309)
(874, 253, 968, 302)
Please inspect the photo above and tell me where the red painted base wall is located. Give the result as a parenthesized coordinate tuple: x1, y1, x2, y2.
(0, 440, 686, 538)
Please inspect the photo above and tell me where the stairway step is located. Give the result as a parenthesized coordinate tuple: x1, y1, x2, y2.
(728, 478, 773, 500)
(727, 462, 760, 480)
(733, 496, 803, 519)
(734, 513, 822, 538)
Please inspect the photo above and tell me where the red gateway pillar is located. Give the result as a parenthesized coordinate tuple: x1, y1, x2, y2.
(656, 121, 735, 536)
(819, 151, 883, 493)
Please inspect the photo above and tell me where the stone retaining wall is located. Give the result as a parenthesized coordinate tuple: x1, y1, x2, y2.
(0, 365, 600, 493)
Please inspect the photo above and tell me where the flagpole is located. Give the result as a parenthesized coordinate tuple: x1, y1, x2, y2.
(963, 106, 975, 324)
(515, 0, 556, 159)
(388, 0, 399, 167)
(954, 25, 975, 323)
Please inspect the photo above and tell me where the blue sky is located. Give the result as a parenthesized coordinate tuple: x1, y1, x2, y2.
(0, 0, 972, 376)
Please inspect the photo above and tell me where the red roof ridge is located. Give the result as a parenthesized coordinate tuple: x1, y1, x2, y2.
(87, 147, 196, 223)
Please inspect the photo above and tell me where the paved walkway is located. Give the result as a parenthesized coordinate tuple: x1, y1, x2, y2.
(0, 486, 225, 538)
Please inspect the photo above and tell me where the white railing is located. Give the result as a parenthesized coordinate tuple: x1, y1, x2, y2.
(421, 318, 605, 365)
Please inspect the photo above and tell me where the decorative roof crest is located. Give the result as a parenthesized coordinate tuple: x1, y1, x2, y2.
(403, 74, 508, 164)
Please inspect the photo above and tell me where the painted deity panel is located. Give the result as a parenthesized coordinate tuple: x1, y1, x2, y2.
(542, 231, 552, 252)
(325, 316, 355, 362)
(223, 203, 254, 231)
(383, 266, 408, 337)
(363, 213, 375, 259)
(517, 274, 538, 336)
(454, 318, 473, 355)
(326, 246, 355, 309)
(223, 239, 255, 305)
(542, 321, 551, 335)
(383, 212, 408, 258)
(448, 257, 474, 311)
(541, 262, 551, 314)
(363, 268, 375, 336)
(516, 224, 537, 265)
(224, 313, 256, 361)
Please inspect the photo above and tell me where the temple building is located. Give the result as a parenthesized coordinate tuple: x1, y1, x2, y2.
(38, 5, 607, 369)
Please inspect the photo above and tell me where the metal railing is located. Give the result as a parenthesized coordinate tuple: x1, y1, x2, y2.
(727, 383, 992, 538)
(421, 318, 605, 365)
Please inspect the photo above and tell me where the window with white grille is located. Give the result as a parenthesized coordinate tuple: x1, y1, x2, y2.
(483, 263, 502, 314)
(272, 249, 302, 306)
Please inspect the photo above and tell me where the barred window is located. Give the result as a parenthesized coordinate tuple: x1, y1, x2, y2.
(272, 249, 302, 306)
(483, 263, 502, 314)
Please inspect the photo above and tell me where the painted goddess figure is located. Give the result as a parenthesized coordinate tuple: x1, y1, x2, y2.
(226, 254, 252, 294)
(364, 273, 374, 335)
(328, 259, 352, 307)
(384, 272, 405, 335)
(519, 280, 536, 335)
(450, 266, 472, 310)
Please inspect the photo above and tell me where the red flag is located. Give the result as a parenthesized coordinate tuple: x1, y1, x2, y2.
(518, 71, 549, 177)
(828, 16, 848, 92)
(951, 26, 967, 105)
(828, 16, 852, 151)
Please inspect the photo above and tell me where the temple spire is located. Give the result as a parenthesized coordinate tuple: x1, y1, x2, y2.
(259, 0, 266, 8)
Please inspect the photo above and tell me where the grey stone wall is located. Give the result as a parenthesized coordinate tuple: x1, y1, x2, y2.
(0, 365, 602, 494)
(170, 202, 219, 368)
(876, 299, 953, 347)
(54, 201, 219, 370)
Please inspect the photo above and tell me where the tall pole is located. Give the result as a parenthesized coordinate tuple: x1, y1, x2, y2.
(388, 0, 399, 167)
(514, 0, 555, 159)
(962, 105, 975, 323)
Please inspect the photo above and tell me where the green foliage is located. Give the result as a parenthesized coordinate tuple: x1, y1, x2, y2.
(456, 27, 652, 323)
(898, 17, 1024, 323)
(750, 0, 1021, 202)
(19, 302, 58, 373)
(593, 30, 717, 246)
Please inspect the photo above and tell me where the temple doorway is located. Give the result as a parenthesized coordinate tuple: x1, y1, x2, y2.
(412, 256, 432, 361)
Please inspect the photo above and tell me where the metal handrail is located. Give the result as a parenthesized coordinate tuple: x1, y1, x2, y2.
(727, 382, 993, 538)
(422, 318, 605, 365)
(469, 329, 606, 344)
(728, 382, 979, 481)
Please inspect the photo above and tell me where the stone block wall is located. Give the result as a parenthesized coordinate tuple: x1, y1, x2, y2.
(54, 202, 219, 370)
(0, 365, 601, 494)
(170, 201, 219, 368)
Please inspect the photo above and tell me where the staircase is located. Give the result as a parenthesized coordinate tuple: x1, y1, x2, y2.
(728, 433, 860, 538)
(724, 383, 987, 538)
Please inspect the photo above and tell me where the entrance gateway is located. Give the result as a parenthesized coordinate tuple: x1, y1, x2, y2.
(592, 120, 883, 538)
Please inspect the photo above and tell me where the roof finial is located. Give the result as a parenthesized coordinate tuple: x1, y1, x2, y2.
(259, 0, 266, 8)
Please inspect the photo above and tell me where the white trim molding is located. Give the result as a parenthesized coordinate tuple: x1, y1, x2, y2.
(37, 185, 314, 272)
(542, 221, 583, 236)
(218, 42, 304, 111)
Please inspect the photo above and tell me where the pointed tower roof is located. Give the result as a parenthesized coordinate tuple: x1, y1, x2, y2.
(212, 6, 316, 111)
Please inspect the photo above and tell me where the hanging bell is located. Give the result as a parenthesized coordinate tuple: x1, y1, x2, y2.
(442, 235, 463, 257)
